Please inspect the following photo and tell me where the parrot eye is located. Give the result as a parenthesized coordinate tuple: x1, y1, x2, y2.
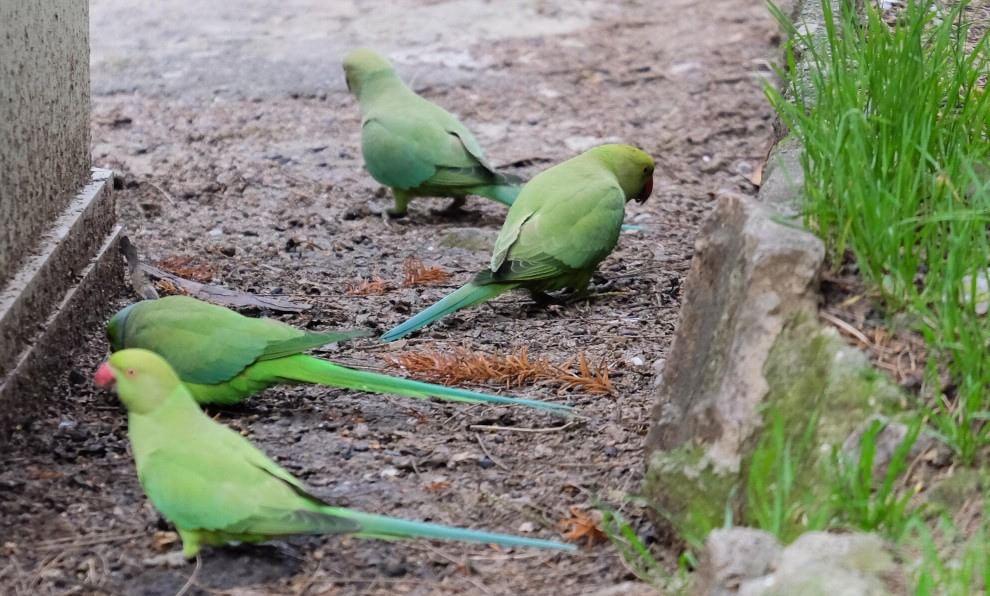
(125, 368, 136, 377)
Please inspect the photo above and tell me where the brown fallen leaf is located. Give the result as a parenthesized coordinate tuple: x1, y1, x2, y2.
(27, 467, 63, 481)
(425, 480, 451, 493)
(559, 505, 607, 547)
(123, 237, 310, 313)
(154, 278, 188, 296)
(157, 255, 215, 283)
(150, 530, 180, 552)
(383, 346, 615, 395)
(402, 257, 451, 287)
(348, 277, 390, 296)
(749, 161, 763, 186)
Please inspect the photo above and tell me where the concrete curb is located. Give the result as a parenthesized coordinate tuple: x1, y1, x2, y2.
(0, 168, 124, 439)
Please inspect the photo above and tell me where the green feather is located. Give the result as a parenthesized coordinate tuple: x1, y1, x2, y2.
(108, 296, 570, 414)
(345, 49, 518, 212)
(246, 355, 571, 415)
(381, 144, 655, 339)
(326, 508, 576, 550)
(380, 282, 513, 341)
(108, 349, 576, 558)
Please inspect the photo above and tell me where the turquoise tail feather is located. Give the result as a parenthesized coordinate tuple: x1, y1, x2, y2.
(254, 354, 570, 414)
(381, 282, 512, 342)
(472, 181, 521, 206)
(327, 507, 577, 552)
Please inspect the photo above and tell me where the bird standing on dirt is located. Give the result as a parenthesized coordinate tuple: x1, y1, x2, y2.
(381, 144, 655, 341)
(106, 295, 571, 414)
(343, 48, 522, 217)
(94, 348, 578, 558)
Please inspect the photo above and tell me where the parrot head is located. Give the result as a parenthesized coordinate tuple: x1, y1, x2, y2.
(591, 144, 655, 204)
(342, 48, 395, 97)
(105, 302, 139, 351)
(94, 348, 182, 414)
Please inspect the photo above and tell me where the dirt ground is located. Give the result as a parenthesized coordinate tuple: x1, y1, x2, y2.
(0, 1, 779, 594)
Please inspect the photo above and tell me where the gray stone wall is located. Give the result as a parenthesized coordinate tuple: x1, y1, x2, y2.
(0, 0, 91, 287)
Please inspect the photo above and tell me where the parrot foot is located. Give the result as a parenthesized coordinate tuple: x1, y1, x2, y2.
(588, 279, 617, 294)
(432, 196, 467, 217)
(143, 550, 192, 568)
(529, 291, 565, 307)
(383, 207, 408, 219)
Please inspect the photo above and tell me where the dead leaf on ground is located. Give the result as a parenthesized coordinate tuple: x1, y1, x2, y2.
(123, 237, 310, 312)
(154, 278, 188, 296)
(348, 277, 390, 295)
(156, 255, 215, 283)
(402, 257, 452, 287)
(383, 346, 615, 395)
(27, 468, 63, 481)
(749, 161, 763, 186)
(150, 531, 179, 552)
(425, 479, 451, 492)
(559, 505, 607, 547)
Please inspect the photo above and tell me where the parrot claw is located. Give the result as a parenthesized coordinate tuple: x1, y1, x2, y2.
(529, 291, 565, 307)
(431, 196, 467, 217)
(143, 551, 192, 568)
(589, 279, 617, 294)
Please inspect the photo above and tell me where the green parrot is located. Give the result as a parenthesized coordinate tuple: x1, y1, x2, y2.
(94, 348, 577, 558)
(107, 295, 570, 415)
(343, 47, 522, 217)
(381, 144, 654, 341)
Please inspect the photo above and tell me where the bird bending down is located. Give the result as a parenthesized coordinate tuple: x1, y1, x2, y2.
(382, 143, 655, 341)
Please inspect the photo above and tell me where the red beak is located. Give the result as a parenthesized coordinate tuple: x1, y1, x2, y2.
(636, 176, 654, 203)
(94, 362, 116, 388)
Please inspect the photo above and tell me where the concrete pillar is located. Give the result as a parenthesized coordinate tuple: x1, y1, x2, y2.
(0, 0, 123, 437)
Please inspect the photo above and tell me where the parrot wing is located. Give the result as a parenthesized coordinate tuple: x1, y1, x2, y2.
(361, 110, 496, 191)
(119, 297, 366, 385)
(256, 329, 372, 363)
(138, 441, 359, 536)
(489, 176, 626, 283)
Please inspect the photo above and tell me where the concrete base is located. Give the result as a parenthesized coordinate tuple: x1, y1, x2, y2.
(0, 168, 123, 439)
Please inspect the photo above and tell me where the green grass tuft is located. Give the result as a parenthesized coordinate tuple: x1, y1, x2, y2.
(769, 0, 990, 463)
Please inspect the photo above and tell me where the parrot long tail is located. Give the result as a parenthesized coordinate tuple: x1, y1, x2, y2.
(381, 282, 514, 342)
(472, 172, 523, 206)
(326, 507, 577, 551)
(254, 354, 570, 414)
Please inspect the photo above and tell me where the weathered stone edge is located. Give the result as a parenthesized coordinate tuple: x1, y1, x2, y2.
(0, 169, 125, 440)
(0, 169, 115, 377)
(641, 0, 911, 537)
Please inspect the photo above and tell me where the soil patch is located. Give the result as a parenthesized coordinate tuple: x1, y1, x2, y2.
(1, 1, 778, 593)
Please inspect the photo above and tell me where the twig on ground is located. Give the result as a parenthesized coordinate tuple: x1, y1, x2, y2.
(174, 554, 201, 596)
(147, 181, 177, 205)
(469, 421, 581, 434)
(32, 531, 147, 551)
(474, 433, 511, 472)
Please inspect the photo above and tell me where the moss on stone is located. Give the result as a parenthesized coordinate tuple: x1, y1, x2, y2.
(763, 311, 902, 449)
(646, 309, 908, 540)
(644, 442, 738, 545)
